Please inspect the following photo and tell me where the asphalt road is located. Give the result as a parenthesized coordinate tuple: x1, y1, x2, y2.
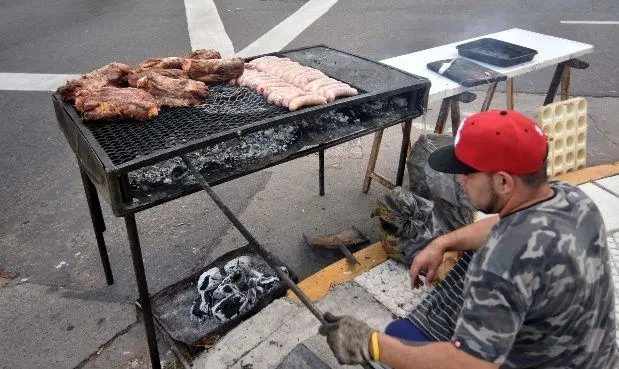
(1, 0, 618, 302)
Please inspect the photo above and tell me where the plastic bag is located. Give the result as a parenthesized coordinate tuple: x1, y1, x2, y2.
(386, 133, 475, 264)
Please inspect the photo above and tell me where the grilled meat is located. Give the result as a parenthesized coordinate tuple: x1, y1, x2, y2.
(182, 58, 244, 83)
(57, 62, 131, 102)
(134, 57, 184, 73)
(182, 49, 221, 60)
(127, 69, 189, 87)
(134, 72, 208, 107)
(74, 87, 159, 121)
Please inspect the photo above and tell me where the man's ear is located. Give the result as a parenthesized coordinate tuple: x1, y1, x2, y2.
(493, 171, 514, 195)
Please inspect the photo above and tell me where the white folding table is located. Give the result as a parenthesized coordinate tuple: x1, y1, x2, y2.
(363, 28, 594, 192)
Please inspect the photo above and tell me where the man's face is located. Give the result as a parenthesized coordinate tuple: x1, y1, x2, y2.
(456, 172, 501, 214)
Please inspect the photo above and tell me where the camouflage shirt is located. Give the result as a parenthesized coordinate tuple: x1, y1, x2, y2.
(453, 182, 617, 368)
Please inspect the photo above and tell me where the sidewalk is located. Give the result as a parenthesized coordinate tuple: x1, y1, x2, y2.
(193, 172, 619, 369)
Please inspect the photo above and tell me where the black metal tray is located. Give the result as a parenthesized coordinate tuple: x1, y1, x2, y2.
(427, 58, 507, 87)
(456, 38, 538, 67)
(148, 244, 297, 353)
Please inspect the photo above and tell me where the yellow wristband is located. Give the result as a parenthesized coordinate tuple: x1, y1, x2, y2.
(371, 331, 380, 362)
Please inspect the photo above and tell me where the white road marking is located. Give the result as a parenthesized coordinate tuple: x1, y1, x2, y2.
(235, 0, 340, 57)
(0, 73, 80, 91)
(2, 0, 334, 91)
(560, 21, 619, 25)
(184, 0, 235, 57)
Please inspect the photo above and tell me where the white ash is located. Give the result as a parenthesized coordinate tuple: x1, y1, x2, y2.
(190, 256, 281, 322)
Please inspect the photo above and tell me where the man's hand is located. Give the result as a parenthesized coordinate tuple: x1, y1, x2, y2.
(409, 237, 447, 288)
(318, 312, 373, 365)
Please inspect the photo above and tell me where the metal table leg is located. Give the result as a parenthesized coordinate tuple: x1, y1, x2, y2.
(79, 168, 114, 285)
(396, 120, 412, 186)
(319, 149, 325, 196)
(544, 61, 569, 106)
(125, 214, 161, 369)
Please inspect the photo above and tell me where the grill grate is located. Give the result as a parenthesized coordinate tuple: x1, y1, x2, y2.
(88, 85, 290, 165)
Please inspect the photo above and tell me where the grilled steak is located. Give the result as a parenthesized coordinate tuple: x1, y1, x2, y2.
(182, 58, 244, 83)
(57, 62, 131, 102)
(74, 87, 159, 121)
(182, 49, 221, 60)
(134, 57, 184, 72)
(127, 69, 189, 88)
(134, 72, 209, 107)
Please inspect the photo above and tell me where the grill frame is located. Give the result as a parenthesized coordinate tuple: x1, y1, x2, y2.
(53, 45, 430, 216)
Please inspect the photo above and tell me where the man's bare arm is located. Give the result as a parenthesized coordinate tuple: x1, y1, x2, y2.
(437, 215, 499, 252)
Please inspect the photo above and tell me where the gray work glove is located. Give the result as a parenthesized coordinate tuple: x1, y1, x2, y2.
(318, 312, 374, 365)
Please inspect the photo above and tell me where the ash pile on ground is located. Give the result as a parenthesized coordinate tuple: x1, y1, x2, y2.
(190, 256, 283, 322)
(128, 95, 410, 200)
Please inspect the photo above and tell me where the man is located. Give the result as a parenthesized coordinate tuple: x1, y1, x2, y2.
(319, 110, 617, 368)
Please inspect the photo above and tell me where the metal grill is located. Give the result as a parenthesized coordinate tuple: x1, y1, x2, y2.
(88, 85, 290, 165)
(54, 45, 430, 216)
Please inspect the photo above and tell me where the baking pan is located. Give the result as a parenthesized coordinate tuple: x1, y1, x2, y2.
(456, 38, 537, 67)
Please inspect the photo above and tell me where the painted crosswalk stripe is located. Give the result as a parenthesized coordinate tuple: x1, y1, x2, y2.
(235, 0, 340, 57)
(184, 0, 235, 57)
(0, 73, 80, 91)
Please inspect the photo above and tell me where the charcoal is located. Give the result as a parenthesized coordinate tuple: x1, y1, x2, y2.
(190, 254, 284, 322)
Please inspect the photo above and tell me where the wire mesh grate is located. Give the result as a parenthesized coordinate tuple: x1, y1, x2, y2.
(87, 84, 289, 165)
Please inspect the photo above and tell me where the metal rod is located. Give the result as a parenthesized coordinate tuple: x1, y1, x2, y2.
(319, 149, 325, 196)
(334, 237, 360, 265)
(544, 62, 568, 106)
(481, 82, 498, 111)
(396, 121, 412, 186)
(125, 214, 161, 369)
(181, 156, 326, 324)
(79, 168, 114, 285)
(362, 129, 384, 193)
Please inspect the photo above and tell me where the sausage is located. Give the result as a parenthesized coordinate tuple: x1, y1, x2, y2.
(288, 94, 327, 111)
(258, 82, 294, 95)
(324, 86, 358, 102)
(305, 78, 340, 92)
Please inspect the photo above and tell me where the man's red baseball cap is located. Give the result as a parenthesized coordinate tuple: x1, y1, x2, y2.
(428, 110, 547, 175)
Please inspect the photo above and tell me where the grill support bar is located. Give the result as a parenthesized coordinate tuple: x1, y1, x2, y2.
(125, 214, 162, 369)
(79, 167, 114, 285)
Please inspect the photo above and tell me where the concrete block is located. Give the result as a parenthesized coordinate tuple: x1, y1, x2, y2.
(536, 97, 588, 176)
